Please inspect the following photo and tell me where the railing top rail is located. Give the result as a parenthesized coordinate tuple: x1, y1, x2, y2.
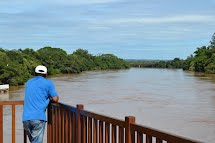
(50, 102, 77, 113)
(50, 102, 125, 127)
(131, 123, 202, 143)
(0, 100, 24, 105)
(80, 109, 125, 127)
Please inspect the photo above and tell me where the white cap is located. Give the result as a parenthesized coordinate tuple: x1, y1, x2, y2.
(35, 65, 47, 74)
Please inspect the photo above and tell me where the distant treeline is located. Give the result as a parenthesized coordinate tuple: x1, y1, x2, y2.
(129, 32, 215, 74)
(128, 58, 183, 69)
(0, 47, 130, 85)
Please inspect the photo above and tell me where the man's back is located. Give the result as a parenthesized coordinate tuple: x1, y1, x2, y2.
(23, 76, 57, 121)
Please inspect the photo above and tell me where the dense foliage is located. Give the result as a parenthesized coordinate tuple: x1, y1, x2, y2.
(0, 47, 130, 85)
(128, 58, 184, 69)
(129, 32, 215, 74)
(183, 33, 215, 73)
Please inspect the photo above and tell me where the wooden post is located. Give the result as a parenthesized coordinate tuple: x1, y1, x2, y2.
(0, 105, 3, 143)
(12, 105, 16, 143)
(125, 116, 135, 143)
(76, 104, 84, 143)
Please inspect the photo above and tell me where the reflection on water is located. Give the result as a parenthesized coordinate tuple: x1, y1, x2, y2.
(0, 85, 24, 101)
(0, 92, 9, 100)
(191, 71, 215, 83)
(2, 68, 215, 142)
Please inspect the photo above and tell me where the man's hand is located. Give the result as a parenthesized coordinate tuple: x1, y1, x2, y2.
(50, 96, 59, 102)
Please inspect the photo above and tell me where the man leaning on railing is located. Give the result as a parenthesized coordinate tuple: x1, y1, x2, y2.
(22, 65, 59, 143)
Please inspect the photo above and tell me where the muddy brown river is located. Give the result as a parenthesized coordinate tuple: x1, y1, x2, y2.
(1, 68, 215, 142)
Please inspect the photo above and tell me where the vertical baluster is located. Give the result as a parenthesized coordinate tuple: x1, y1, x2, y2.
(52, 105, 55, 143)
(146, 135, 152, 143)
(61, 108, 65, 143)
(105, 122, 110, 143)
(112, 125, 117, 143)
(0, 105, 3, 143)
(137, 133, 143, 143)
(12, 104, 16, 143)
(56, 106, 60, 143)
(47, 104, 52, 143)
(131, 130, 135, 143)
(69, 112, 73, 143)
(88, 117, 92, 143)
(119, 127, 124, 143)
(73, 112, 76, 143)
(82, 116, 87, 143)
(93, 119, 98, 143)
(52, 105, 56, 143)
(58, 107, 61, 143)
(156, 138, 162, 143)
(99, 121, 104, 143)
(65, 110, 68, 143)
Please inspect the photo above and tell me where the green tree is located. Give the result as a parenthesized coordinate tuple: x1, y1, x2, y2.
(0, 47, 130, 85)
(205, 54, 215, 73)
(37, 46, 68, 74)
(210, 33, 215, 48)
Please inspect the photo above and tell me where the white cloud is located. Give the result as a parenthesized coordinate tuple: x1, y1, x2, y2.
(128, 48, 176, 51)
(0, 0, 123, 5)
(49, 0, 124, 5)
(85, 0, 123, 4)
(100, 15, 215, 25)
(0, 0, 124, 14)
(88, 26, 111, 30)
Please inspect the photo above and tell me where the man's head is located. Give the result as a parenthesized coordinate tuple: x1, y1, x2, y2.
(35, 65, 47, 77)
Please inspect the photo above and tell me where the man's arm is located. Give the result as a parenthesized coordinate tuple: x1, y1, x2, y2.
(48, 80, 59, 102)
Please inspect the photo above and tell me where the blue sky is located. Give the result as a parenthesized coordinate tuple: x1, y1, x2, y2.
(0, 0, 215, 60)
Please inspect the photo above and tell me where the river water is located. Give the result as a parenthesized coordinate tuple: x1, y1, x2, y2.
(1, 68, 215, 142)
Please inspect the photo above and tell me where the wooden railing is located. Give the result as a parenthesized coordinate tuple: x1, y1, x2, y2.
(48, 102, 201, 143)
(0, 101, 26, 143)
(0, 101, 202, 143)
(47, 102, 78, 143)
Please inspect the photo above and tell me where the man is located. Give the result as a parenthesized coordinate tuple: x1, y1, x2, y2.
(22, 65, 59, 143)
